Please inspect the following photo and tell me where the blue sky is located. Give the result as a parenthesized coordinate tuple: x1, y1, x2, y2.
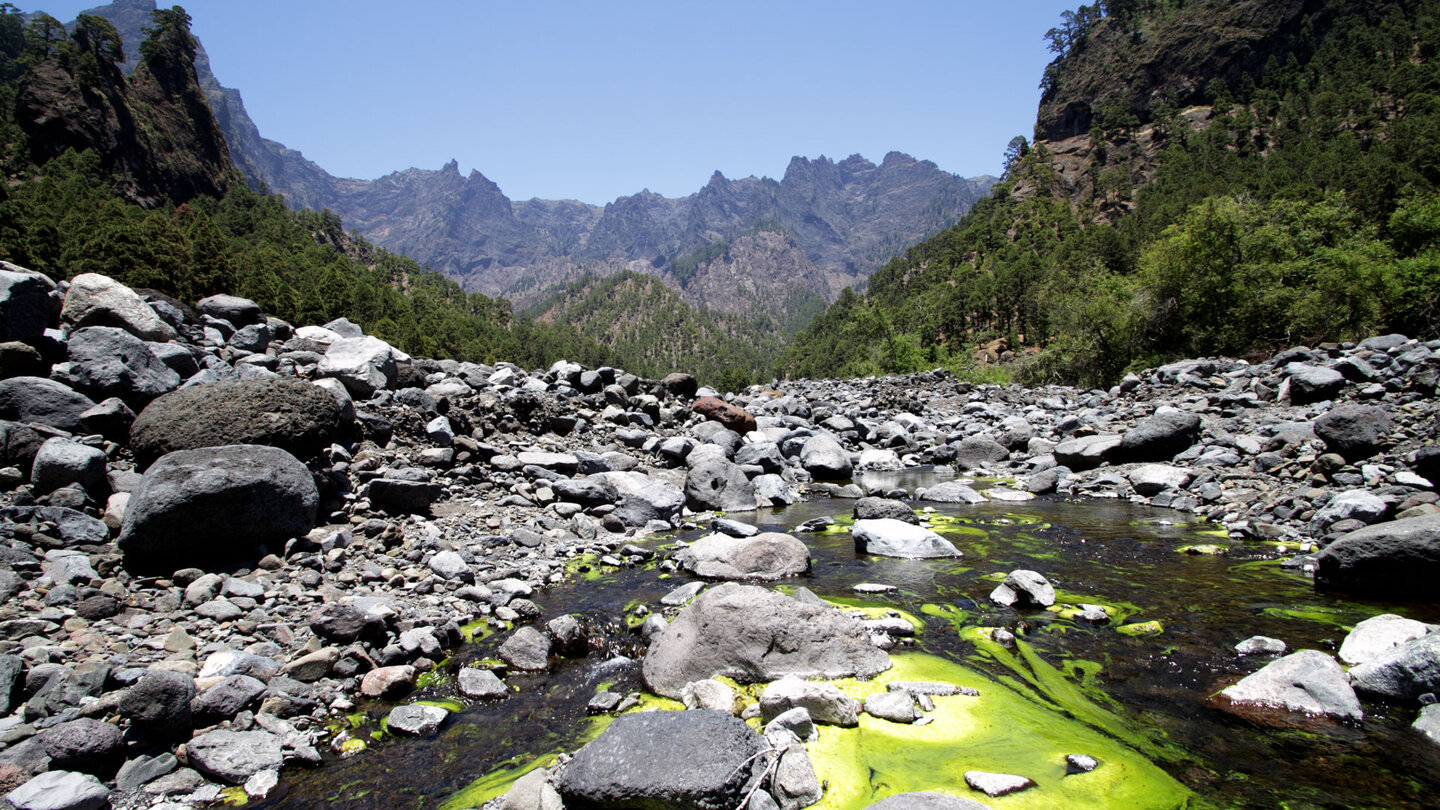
(37, 1, 1079, 204)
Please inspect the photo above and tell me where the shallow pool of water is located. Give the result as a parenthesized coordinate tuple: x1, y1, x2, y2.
(254, 471, 1440, 810)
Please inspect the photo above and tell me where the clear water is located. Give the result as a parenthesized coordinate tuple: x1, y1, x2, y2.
(253, 471, 1440, 810)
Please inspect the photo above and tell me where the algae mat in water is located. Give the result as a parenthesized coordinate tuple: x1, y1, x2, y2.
(805, 653, 1193, 810)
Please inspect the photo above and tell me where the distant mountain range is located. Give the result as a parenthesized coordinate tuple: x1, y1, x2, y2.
(80, 0, 994, 319)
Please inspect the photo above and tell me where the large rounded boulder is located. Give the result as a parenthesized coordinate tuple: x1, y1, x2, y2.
(642, 582, 890, 698)
(117, 444, 318, 571)
(1314, 514, 1440, 600)
(1314, 404, 1392, 462)
(130, 377, 344, 468)
(1116, 409, 1202, 463)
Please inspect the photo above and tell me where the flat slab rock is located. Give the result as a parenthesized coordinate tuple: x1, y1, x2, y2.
(185, 729, 284, 785)
(387, 703, 448, 736)
(556, 709, 764, 810)
(964, 771, 1036, 797)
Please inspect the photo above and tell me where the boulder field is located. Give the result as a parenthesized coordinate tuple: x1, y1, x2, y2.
(0, 265, 1436, 807)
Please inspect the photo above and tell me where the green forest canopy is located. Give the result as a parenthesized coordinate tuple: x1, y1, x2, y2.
(784, 0, 1440, 386)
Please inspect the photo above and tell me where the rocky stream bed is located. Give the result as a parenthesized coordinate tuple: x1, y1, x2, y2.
(0, 265, 1438, 810)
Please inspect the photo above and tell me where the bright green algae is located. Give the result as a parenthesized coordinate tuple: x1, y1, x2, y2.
(439, 651, 1191, 810)
(803, 653, 1193, 810)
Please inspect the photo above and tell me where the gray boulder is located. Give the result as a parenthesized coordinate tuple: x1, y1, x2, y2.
(918, 480, 986, 504)
(428, 550, 472, 582)
(78, 397, 134, 441)
(854, 497, 919, 524)
(760, 676, 860, 727)
(0, 377, 96, 432)
(864, 690, 921, 723)
(117, 445, 318, 571)
(0, 267, 54, 343)
(1117, 409, 1202, 462)
(989, 570, 1056, 608)
(308, 604, 384, 645)
(30, 438, 107, 495)
(119, 669, 194, 741)
(185, 729, 284, 785)
(642, 583, 890, 699)
(1315, 514, 1440, 599)
(39, 719, 124, 776)
(952, 436, 1008, 471)
(595, 472, 685, 521)
(1284, 363, 1346, 404)
(674, 532, 810, 580)
(323, 317, 365, 338)
(5, 770, 110, 810)
(1310, 489, 1389, 536)
(229, 323, 272, 355)
(1314, 404, 1392, 462)
(556, 710, 764, 810)
(387, 703, 448, 736)
(130, 378, 343, 467)
(1220, 649, 1362, 722)
(552, 476, 619, 508)
(59, 273, 174, 342)
(771, 739, 822, 810)
(318, 336, 401, 398)
(1339, 614, 1434, 666)
(735, 442, 785, 474)
(1414, 704, 1440, 746)
(685, 460, 759, 512)
(499, 626, 552, 672)
(197, 294, 264, 328)
(1053, 434, 1122, 471)
(852, 518, 962, 559)
(1348, 633, 1440, 701)
(1127, 464, 1191, 496)
(799, 433, 852, 479)
(458, 668, 508, 700)
(191, 675, 267, 725)
(59, 327, 179, 407)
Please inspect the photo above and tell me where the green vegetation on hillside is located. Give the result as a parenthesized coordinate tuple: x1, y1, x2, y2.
(0, 5, 605, 370)
(536, 271, 783, 390)
(785, 0, 1440, 385)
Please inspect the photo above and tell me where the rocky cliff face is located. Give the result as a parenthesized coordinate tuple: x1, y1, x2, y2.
(1026, 0, 1341, 216)
(16, 4, 235, 206)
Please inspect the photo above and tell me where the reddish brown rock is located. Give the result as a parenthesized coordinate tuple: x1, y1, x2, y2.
(692, 396, 756, 435)
(360, 665, 416, 699)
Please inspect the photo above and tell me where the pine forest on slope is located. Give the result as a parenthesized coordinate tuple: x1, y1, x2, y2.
(785, 0, 1440, 385)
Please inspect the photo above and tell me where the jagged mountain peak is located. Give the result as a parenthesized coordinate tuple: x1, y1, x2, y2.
(75, 0, 995, 325)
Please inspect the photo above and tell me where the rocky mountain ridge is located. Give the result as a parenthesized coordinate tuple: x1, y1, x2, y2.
(77, 0, 994, 316)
